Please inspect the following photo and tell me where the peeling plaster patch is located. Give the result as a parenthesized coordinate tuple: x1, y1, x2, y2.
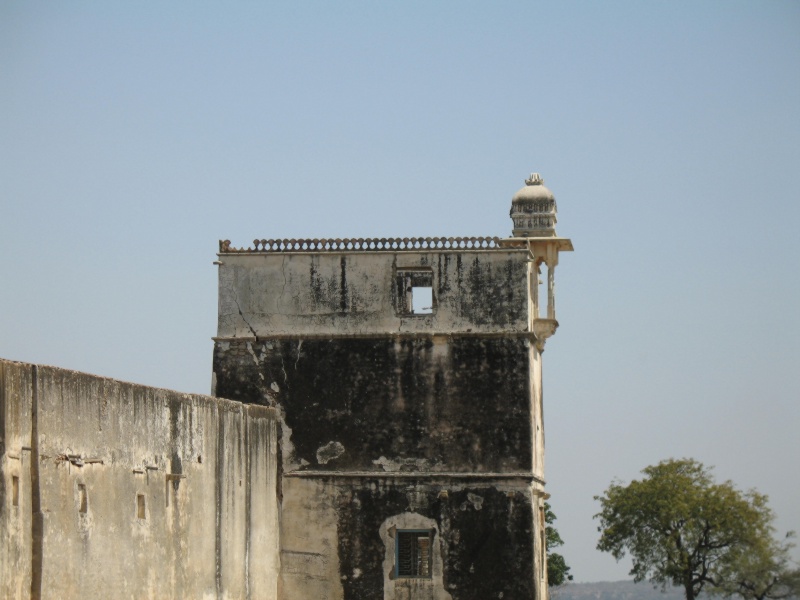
(280, 356, 288, 385)
(469, 493, 484, 510)
(270, 382, 280, 393)
(245, 342, 260, 366)
(316, 441, 345, 465)
(276, 408, 301, 471)
(352, 568, 362, 579)
(372, 456, 430, 472)
(461, 493, 484, 511)
(373, 456, 399, 472)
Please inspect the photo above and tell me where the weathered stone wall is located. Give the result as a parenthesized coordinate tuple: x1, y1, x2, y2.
(213, 246, 548, 600)
(213, 336, 533, 474)
(277, 476, 536, 600)
(216, 250, 530, 337)
(0, 359, 279, 600)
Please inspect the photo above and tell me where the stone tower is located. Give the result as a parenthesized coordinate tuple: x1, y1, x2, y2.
(211, 174, 573, 600)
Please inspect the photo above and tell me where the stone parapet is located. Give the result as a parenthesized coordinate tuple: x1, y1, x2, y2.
(220, 236, 511, 253)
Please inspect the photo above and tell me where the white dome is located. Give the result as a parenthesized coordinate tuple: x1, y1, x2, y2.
(512, 174, 554, 202)
(509, 173, 558, 237)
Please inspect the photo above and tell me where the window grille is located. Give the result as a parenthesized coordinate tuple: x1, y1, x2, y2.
(396, 530, 433, 578)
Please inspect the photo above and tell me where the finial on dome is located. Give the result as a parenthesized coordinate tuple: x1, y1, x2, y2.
(525, 173, 544, 186)
(510, 172, 557, 237)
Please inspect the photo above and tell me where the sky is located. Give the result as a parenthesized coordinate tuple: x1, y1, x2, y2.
(2, 0, 799, 584)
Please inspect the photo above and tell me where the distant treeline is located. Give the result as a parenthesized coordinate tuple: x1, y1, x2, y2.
(550, 580, 706, 600)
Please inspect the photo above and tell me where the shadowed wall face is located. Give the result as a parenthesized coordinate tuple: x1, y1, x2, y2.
(213, 336, 532, 474)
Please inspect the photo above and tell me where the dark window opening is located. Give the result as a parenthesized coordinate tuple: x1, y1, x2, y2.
(396, 530, 433, 578)
(396, 270, 434, 315)
(137, 494, 146, 519)
(12, 476, 19, 507)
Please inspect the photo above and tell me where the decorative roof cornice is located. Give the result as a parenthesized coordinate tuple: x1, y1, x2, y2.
(219, 236, 525, 254)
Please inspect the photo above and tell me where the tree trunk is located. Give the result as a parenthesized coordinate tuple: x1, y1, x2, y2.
(685, 579, 695, 600)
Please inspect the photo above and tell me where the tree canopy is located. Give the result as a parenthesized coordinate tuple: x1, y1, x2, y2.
(545, 502, 573, 587)
(594, 458, 793, 600)
(712, 531, 800, 600)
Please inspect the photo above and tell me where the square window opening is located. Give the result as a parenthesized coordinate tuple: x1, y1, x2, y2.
(412, 286, 433, 314)
(396, 529, 433, 578)
(396, 270, 434, 315)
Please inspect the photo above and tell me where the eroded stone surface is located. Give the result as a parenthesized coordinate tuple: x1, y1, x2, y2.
(211, 236, 571, 600)
(0, 359, 280, 600)
(317, 441, 346, 465)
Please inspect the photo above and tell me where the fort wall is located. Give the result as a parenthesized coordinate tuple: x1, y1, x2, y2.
(0, 358, 279, 600)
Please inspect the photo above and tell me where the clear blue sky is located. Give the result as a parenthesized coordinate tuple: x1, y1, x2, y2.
(2, 1, 798, 583)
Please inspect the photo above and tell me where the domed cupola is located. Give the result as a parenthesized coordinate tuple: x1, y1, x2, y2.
(510, 173, 557, 237)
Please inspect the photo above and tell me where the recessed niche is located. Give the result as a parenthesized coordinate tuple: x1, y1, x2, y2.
(77, 484, 87, 514)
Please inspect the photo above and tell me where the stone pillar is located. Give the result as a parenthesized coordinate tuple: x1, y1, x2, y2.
(531, 260, 541, 321)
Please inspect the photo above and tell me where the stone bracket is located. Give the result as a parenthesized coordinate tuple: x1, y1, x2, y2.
(532, 319, 559, 352)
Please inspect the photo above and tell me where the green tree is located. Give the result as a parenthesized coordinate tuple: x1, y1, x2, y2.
(594, 458, 774, 600)
(712, 532, 800, 600)
(545, 502, 573, 587)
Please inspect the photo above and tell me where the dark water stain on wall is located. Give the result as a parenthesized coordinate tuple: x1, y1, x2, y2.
(334, 482, 535, 600)
(213, 337, 532, 473)
(460, 256, 526, 326)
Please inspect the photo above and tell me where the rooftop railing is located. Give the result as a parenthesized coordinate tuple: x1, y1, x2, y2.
(219, 236, 513, 253)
